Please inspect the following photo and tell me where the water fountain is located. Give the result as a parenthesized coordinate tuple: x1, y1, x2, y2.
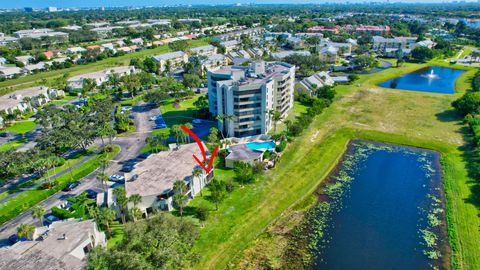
(422, 69, 440, 79)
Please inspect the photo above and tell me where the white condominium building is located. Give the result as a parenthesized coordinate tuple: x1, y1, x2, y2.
(208, 61, 295, 138)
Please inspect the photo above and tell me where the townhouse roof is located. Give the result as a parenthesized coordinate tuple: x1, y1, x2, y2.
(125, 143, 206, 197)
(152, 51, 186, 62)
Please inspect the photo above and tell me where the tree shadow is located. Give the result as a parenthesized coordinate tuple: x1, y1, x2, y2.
(435, 109, 463, 123)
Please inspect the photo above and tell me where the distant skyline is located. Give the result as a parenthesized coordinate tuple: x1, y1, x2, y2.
(1, 0, 479, 9)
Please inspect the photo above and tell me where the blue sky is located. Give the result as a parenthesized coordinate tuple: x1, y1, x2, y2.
(1, 0, 475, 9)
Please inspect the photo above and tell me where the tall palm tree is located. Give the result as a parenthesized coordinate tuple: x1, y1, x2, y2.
(216, 114, 235, 138)
(128, 194, 142, 208)
(192, 168, 204, 196)
(96, 172, 109, 192)
(99, 207, 116, 236)
(113, 187, 128, 224)
(269, 110, 282, 133)
(173, 180, 188, 217)
(32, 206, 46, 225)
(184, 122, 193, 143)
(171, 125, 183, 144)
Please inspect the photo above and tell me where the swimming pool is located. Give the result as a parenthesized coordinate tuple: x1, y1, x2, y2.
(245, 141, 276, 151)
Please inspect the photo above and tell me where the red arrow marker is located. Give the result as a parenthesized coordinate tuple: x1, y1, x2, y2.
(181, 125, 218, 174)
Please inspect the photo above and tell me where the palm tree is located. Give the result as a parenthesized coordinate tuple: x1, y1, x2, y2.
(17, 224, 35, 240)
(184, 122, 193, 143)
(31, 206, 46, 225)
(128, 194, 143, 221)
(129, 194, 142, 208)
(99, 156, 110, 173)
(97, 172, 109, 192)
(113, 187, 128, 224)
(216, 114, 235, 138)
(192, 168, 204, 196)
(173, 180, 188, 217)
(99, 207, 116, 236)
(269, 110, 282, 133)
(171, 125, 183, 144)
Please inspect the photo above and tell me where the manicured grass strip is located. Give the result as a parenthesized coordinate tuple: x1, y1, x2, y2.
(107, 221, 125, 248)
(3, 121, 37, 134)
(0, 38, 211, 94)
(0, 138, 28, 152)
(0, 145, 120, 225)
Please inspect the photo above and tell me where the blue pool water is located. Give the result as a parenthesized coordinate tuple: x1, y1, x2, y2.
(378, 66, 464, 94)
(245, 141, 276, 151)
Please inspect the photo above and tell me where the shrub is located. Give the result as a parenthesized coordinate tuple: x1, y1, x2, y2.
(276, 140, 287, 152)
(196, 204, 210, 222)
(226, 179, 235, 193)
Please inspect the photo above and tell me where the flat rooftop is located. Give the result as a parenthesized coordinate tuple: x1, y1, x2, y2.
(212, 62, 292, 87)
(0, 86, 49, 111)
(125, 143, 205, 197)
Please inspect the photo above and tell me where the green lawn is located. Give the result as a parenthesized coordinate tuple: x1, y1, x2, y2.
(188, 60, 480, 270)
(3, 121, 37, 134)
(0, 145, 120, 225)
(0, 38, 211, 94)
(0, 138, 28, 152)
(107, 221, 125, 248)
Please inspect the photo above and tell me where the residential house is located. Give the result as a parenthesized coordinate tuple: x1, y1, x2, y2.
(67, 66, 137, 90)
(24, 62, 47, 73)
(43, 51, 55, 60)
(200, 54, 229, 72)
(318, 46, 338, 63)
(66, 47, 87, 54)
(15, 55, 34, 65)
(0, 67, 24, 79)
(208, 61, 295, 137)
(372, 36, 417, 51)
(271, 50, 311, 60)
(124, 143, 213, 215)
(152, 51, 188, 72)
(13, 29, 68, 39)
(295, 71, 335, 95)
(91, 26, 123, 38)
(86, 45, 104, 52)
(0, 86, 63, 115)
(0, 219, 106, 270)
(220, 40, 240, 53)
(189, 45, 217, 56)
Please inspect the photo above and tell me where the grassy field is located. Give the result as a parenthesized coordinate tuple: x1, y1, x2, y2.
(2, 121, 37, 134)
(188, 59, 480, 270)
(0, 138, 27, 152)
(0, 145, 120, 225)
(0, 38, 211, 94)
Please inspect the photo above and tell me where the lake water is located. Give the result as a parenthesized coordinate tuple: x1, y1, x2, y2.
(378, 66, 464, 94)
(310, 141, 450, 270)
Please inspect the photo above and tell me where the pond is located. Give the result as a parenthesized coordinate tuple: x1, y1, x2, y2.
(378, 66, 464, 94)
(307, 141, 450, 270)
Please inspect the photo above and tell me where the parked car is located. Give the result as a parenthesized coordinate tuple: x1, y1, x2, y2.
(136, 151, 151, 160)
(83, 189, 98, 199)
(8, 234, 28, 244)
(120, 165, 134, 173)
(44, 214, 59, 224)
(109, 174, 126, 183)
(62, 181, 80, 192)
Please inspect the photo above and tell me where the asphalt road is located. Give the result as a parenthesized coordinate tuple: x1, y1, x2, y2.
(0, 102, 159, 247)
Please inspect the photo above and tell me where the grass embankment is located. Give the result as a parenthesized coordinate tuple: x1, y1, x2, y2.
(0, 145, 120, 225)
(0, 38, 211, 94)
(190, 59, 480, 270)
(3, 121, 37, 134)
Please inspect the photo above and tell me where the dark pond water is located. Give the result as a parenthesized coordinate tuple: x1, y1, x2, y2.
(312, 141, 450, 270)
(378, 66, 465, 94)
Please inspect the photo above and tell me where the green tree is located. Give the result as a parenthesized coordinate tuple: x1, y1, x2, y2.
(98, 207, 116, 236)
(209, 179, 226, 210)
(113, 187, 128, 224)
(411, 46, 434, 62)
(234, 161, 254, 186)
(269, 110, 282, 133)
(31, 206, 46, 225)
(173, 180, 189, 217)
(17, 223, 35, 240)
(196, 204, 209, 225)
(97, 172, 109, 193)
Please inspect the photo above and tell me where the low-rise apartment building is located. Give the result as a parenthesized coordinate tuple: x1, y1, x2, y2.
(125, 143, 213, 215)
(296, 71, 335, 96)
(0, 86, 64, 115)
(152, 51, 188, 72)
(208, 61, 295, 137)
(67, 66, 136, 90)
(189, 44, 217, 56)
(0, 219, 106, 270)
(13, 29, 69, 39)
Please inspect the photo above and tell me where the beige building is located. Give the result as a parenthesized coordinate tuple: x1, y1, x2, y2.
(152, 51, 189, 72)
(0, 219, 106, 270)
(67, 66, 137, 90)
(208, 61, 295, 137)
(125, 143, 213, 216)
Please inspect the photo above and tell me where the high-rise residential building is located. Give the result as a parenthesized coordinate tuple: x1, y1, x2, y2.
(208, 61, 295, 138)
